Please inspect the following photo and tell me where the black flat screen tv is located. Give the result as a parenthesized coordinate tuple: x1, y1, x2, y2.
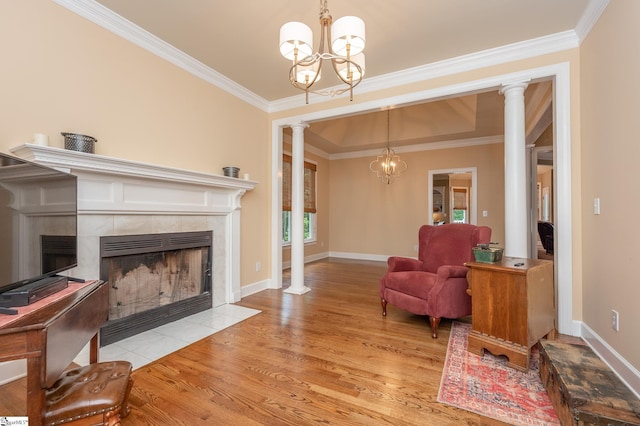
(0, 152, 78, 307)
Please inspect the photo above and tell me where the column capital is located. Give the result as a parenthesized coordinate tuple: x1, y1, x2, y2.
(499, 80, 530, 95)
(289, 121, 309, 131)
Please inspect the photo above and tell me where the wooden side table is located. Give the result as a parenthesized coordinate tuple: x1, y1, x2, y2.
(465, 257, 555, 371)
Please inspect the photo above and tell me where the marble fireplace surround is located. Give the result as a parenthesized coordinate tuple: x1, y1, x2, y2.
(11, 144, 256, 308)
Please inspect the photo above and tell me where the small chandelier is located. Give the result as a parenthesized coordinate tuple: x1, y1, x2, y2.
(370, 110, 408, 184)
(279, 0, 365, 104)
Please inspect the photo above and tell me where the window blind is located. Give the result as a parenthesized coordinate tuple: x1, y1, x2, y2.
(283, 154, 317, 213)
(453, 188, 468, 209)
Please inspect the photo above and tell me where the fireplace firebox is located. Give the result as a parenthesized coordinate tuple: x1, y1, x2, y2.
(99, 230, 212, 346)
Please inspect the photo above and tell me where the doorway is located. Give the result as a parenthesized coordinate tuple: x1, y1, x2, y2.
(271, 62, 574, 335)
(531, 146, 554, 260)
(428, 168, 477, 226)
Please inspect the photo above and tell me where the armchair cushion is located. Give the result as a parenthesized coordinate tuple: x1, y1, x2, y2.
(436, 264, 469, 280)
(421, 225, 487, 273)
(386, 256, 423, 273)
(382, 271, 438, 301)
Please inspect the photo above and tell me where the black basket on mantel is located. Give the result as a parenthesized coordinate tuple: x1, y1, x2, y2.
(223, 166, 240, 178)
(61, 132, 97, 154)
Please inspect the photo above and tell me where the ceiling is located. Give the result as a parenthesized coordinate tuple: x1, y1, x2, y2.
(89, 0, 595, 155)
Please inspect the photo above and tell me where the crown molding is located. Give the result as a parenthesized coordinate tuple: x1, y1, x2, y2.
(55, 0, 604, 114)
(575, 0, 610, 42)
(328, 135, 503, 161)
(303, 144, 331, 160)
(284, 131, 503, 161)
(52, 0, 270, 112)
(269, 30, 580, 113)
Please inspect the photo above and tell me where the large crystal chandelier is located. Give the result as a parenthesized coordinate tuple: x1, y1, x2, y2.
(370, 110, 408, 184)
(279, 0, 365, 104)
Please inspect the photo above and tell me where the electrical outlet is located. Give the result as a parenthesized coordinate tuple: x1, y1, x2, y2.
(414, 244, 419, 252)
(256, 261, 261, 272)
(611, 309, 619, 331)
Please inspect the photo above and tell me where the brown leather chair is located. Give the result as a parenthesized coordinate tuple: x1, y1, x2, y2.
(380, 223, 491, 338)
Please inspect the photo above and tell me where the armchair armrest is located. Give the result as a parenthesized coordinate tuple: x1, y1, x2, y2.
(387, 256, 423, 272)
(436, 265, 469, 280)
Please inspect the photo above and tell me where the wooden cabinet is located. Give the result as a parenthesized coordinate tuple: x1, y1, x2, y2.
(465, 257, 555, 371)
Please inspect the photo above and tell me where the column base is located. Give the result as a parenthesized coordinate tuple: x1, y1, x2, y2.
(284, 286, 311, 295)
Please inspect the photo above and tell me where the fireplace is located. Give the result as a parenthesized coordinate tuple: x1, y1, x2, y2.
(4, 144, 256, 382)
(41, 235, 77, 273)
(99, 231, 213, 346)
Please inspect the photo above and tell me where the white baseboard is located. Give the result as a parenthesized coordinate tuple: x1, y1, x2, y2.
(240, 279, 271, 297)
(328, 251, 394, 262)
(281, 251, 395, 270)
(570, 319, 583, 337)
(282, 251, 330, 269)
(580, 322, 640, 399)
(0, 359, 26, 385)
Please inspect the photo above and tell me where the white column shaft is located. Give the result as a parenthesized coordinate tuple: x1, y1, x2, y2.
(285, 122, 311, 295)
(501, 82, 529, 258)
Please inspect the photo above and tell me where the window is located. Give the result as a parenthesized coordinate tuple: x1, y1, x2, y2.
(282, 154, 316, 243)
(451, 187, 469, 224)
(282, 211, 314, 242)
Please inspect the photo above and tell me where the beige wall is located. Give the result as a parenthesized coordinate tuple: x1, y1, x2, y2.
(0, 1, 271, 287)
(580, 0, 640, 368)
(329, 144, 505, 257)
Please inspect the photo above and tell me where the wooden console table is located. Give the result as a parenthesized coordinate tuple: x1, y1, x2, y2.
(465, 257, 555, 371)
(0, 280, 107, 425)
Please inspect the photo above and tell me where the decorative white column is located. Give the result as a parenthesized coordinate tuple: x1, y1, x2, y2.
(284, 122, 311, 295)
(500, 81, 529, 258)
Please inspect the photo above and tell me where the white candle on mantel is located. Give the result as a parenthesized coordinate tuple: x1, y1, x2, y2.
(33, 133, 49, 146)
(243, 173, 250, 180)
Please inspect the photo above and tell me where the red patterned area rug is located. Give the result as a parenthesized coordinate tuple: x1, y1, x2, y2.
(438, 322, 560, 426)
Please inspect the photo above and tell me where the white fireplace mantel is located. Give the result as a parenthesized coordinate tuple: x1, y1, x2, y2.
(10, 144, 256, 304)
(11, 144, 256, 213)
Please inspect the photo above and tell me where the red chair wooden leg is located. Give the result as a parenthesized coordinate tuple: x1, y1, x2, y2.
(429, 316, 441, 339)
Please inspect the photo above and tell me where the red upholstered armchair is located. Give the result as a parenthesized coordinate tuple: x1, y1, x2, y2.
(380, 223, 491, 338)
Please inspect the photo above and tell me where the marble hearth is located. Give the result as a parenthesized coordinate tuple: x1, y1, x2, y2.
(11, 144, 257, 309)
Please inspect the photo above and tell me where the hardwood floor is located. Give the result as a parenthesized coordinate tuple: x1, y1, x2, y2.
(0, 258, 506, 425)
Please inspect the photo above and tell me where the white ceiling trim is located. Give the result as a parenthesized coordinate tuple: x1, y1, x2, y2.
(290, 133, 504, 161)
(52, 0, 271, 111)
(54, 0, 604, 114)
(325, 135, 504, 161)
(575, 0, 610, 41)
